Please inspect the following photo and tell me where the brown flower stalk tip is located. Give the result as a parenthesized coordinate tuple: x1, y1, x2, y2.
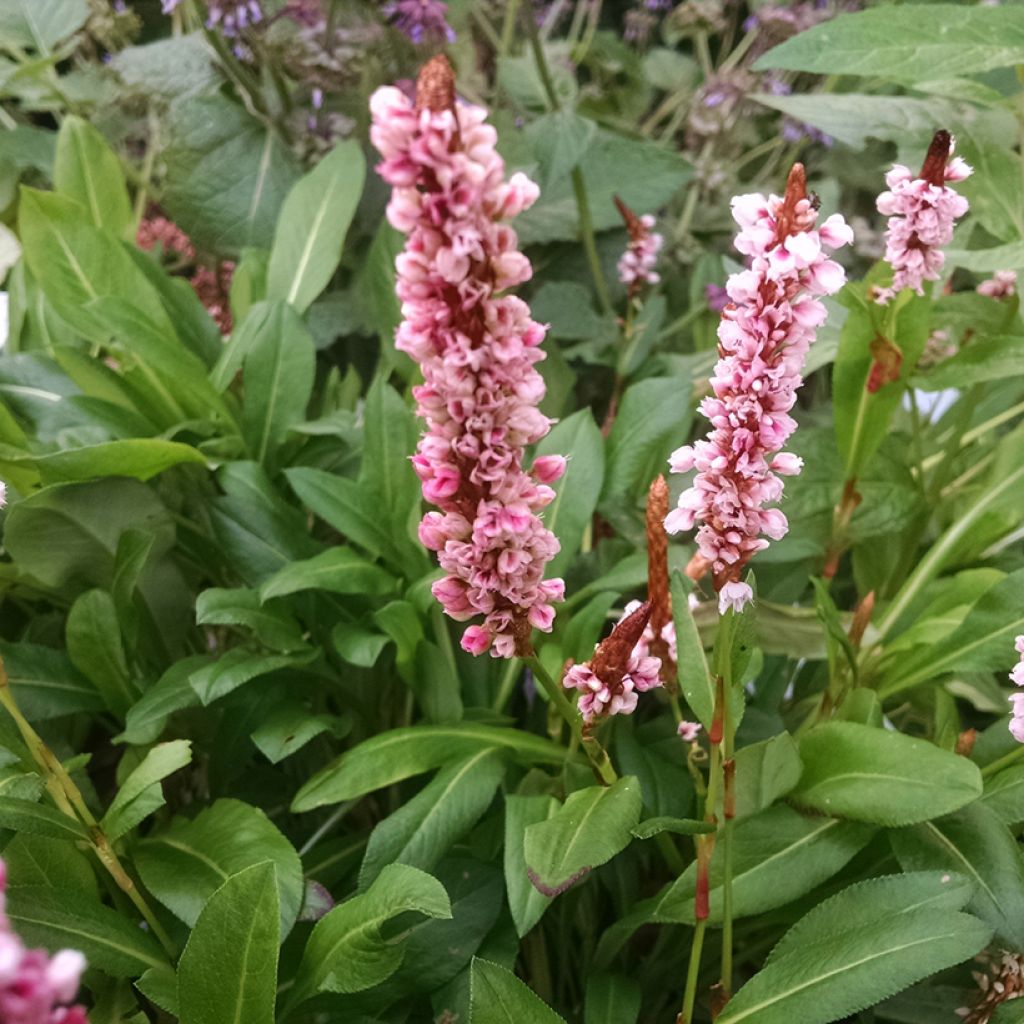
(920, 129, 953, 188)
(646, 476, 677, 684)
(592, 601, 652, 689)
(614, 195, 644, 241)
(772, 162, 808, 245)
(415, 53, 456, 114)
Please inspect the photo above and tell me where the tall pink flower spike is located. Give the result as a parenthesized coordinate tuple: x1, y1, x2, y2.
(370, 57, 565, 658)
(874, 129, 971, 304)
(666, 165, 852, 613)
(1009, 636, 1024, 743)
(0, 859, 89, 1023)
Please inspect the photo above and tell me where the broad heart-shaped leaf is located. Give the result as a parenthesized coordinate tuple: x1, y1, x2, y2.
(470, 958, 567, 1024)
(162, 94, 300, 255)
(266, 140, 366, 313)
(289, 863, 450, 1004)
(878, 567, 1024, 698)
(359, 749, 505, 889)
(100, 740, 192, 842)
(523, 777, 642, 896)
(259, 547, 395, 601)
(717, 876, 991, 1024)
(655, 804, 874, 925)
(134, 798, 303, 936)
(0, 797, 89, 842)
(515, 128, 689, 246)
(5, 886, 168, 977)
(536, 409, 604, 578)
(792, 722, 982, 826)
(753, 4, 1024, 79)
(0, 0, 88, 50)
(177, 863, 279, 1024)
(241, 300, 316, 467)
(504, 793, 559, 937)
(292, 724, 573, 812)
(892, 802, 1024, 949)
(54, 115, 132, 236)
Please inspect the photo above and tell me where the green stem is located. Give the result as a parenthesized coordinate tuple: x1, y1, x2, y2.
(525, 655, 617, 785)
(717, 611, 737, 1000)
(981, 744, 1024, 779)
(499, 0, 521, 56)
(681, 919, 708, 1024)
(524, 8, 614, 315)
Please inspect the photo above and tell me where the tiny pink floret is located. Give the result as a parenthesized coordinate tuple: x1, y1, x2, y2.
(1010, 635, 1024, 743)
(370, 65, 564, 657)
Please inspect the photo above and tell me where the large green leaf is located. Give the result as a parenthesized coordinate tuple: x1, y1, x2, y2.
(177, 863, 279, 1024)
(753, 5, 1024, 79)
(0, 796, 89, 841)
(469, 958, 567, 1024)
(892, 802, 1024, 949)
(134, 798, 303, 935)
(162, 95, 300, 255)
(792, 722, 982, 826)
(292, 724, 573, 812)
(289, 863, 450, 1003)
(65, 589, 132, 718)
(195, 587, 307, 653)
(16, 440, 208, 484)
(53, 116, 132, 237)
(360, 749, 505, 888)
(0, 0, 88, 50)
(100, 740, 192, 842)
(913, 336, 1024, 392)
(504, 793, 560, 937)
(655, 804, 873, 924)
(266, 140, 365, 313)
(732, 732, 802, 820)
(584, 973, 641, 1024)
(717, 874, 991, 1024)
(259, 547, 395, 601)
(6, 886, 168, 977)
(523, 777, 642, 895)
(0, 640, 103, 719)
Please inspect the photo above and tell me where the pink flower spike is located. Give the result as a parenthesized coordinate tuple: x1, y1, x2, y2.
(371, 57, 565, 659)
(1010, 636, 1024, 742)
(615, 196, 663, 297)
(875, 130, 971, 303)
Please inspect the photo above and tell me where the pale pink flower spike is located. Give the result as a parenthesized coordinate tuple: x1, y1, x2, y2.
(1009, 635, 1024, 743)
(874, 129, 971, 304)
(665, 165, 852, 614)
(370, 58, 565, 658)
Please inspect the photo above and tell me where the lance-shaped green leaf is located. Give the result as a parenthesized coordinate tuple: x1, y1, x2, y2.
(196, 587, 307, 653)
(289, 863, 450, 1004)
(101, 740, 192, 841)
(470, 958, 567, 1024)
(259, 547, 395, 601)
(791, 722, 982, 826)
(266, 140, 365, 313)
(717, 873, 991, 1024)
(54, 115, 132, 236)
(177, 863, 279, 1024)
(671, 571, 714, 729)
(585, 973, 641, 1024)
(292, 724, 573, 812)
(655, 804, 873, 924)
(504, 793, 560, 937)
(0, 797, 89, 842)
(732, 732, 802, 820)
(631, 816, 715, 839)
(66, 589, 134, 717)
(524, 777, 642, 896)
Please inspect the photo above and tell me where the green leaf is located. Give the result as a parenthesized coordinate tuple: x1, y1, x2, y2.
(525, 110, 596, 187)
(879, 567, 1024, 697)
(100, 740, 192, 842)
(250, 699, 341, 764)
(504, 793, 560, 937)
(0, 640, 103, 719)
(753, 5, 1024, 79)
(6, 886, 167, 977)
(0, 0, 88, 50)
(603, 374, 691, 503)
(655, 804, 874, 924)
(136, 966, 179, 1017)
(717, 875, 991, 1024)
(162, 95, 300, 255)
(981, 764, 1024, 825)
(948, 242, 1024, 273)
(134, 798, 303, 935)
(671, 571, 713, 729)
(537, 409, 604, 577)
(110, 33, 219, 100)
(914, 336, 1024, 391)
(585, 974, 641, 1024)
(188, 648, 313, 705)
(241, 301, 316, 466)
(259, 548, 394, 601)
(791, 722, 983, 826)
(195, 587, 307, 653)
(892, 802, 1024, 949)
(630, 816, 715, 839)
(21, 440, 207, 484)
(266, 140, 365, 313)
(177, 863, 279, 1024)
(469, 958, 567, 1023)
(54, 116, 132, 237)
(0, 796, 89, 841)
(290, 863, 450, 1002)
(732, 733, 803, 820)
(119, 656, 207, 745)
(3, 833, 97, 894)
(66, 589, 133, 717)
(524, 777, 642, 895)
(360, 749, 505, 888)
(292, 724, 573, 812)
(516, 129, 689, 246)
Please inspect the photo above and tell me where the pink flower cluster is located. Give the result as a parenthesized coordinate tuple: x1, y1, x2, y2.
(875, 130, 971, 304)
(563, 655, 660, 722)
(0, 861, 88, 1023)
(617, 214, 663, 292)
(665, 166, 852, 613)
(977, 270, 1017, 300)
(370, 59, 565, 658)
(1010, 636, 1024, 743)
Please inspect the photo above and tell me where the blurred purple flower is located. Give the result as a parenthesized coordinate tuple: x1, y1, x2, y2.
(705, 283, 728, 312)
(384, 0, 455, 44)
